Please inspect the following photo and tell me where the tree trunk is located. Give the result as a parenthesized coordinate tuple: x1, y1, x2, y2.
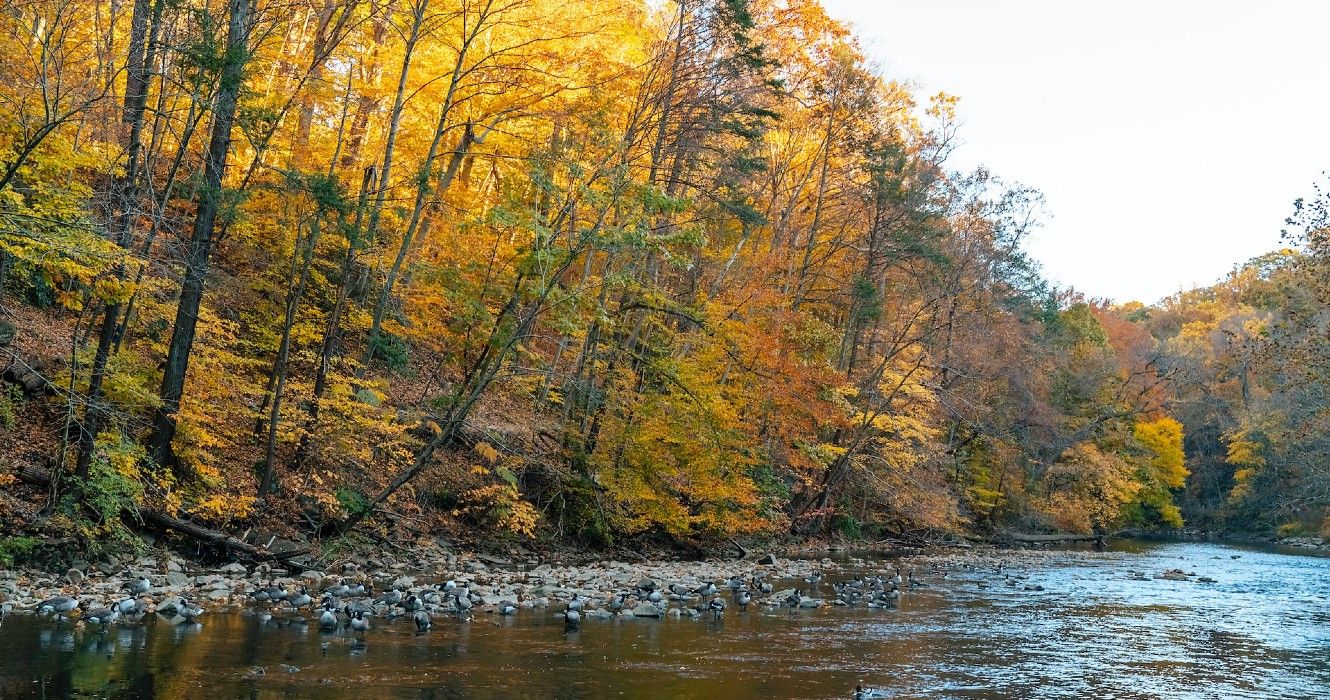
(147, 0, 251, 468)
(76, 0, 159, 478)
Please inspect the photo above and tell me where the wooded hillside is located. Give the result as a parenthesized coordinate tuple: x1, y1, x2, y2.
(0, 0, 1321, 556)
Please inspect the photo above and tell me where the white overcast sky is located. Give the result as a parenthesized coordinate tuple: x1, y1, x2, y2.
(819, 0, 1330, 303)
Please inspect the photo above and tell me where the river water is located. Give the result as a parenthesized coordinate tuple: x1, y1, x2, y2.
(1, 540, 1328, 699)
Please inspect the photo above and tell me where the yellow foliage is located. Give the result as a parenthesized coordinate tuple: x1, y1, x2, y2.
(189, 494, 256, 524)
(1134, 417, 1187, 488)
(454, 485, 538, 538)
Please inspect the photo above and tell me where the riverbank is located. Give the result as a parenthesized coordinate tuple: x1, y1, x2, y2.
(0, 537, 940, 620)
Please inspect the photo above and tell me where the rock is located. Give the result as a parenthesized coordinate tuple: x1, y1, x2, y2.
(167, 560, 183, 573)
(392, 575, 416, 589)
(220, 563, 247, 575)
(798, 598, 823, 609)
(464, 561, 488, 574)
(166, 571, 190, 588)
(97, 561, 123, 576)
(632, 602, 663, 618)
(636, 578, 657, 591)
(65, 569, 84, 585)
(279, 664, 300, 673)
(207, 590, 231, 601)
(758, 554, 778, 566)
(300, 570, 323, 582)
(1197, 576, 1217, 583)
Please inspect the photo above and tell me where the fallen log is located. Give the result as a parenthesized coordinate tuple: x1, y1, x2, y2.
(16, 464, 308, 562)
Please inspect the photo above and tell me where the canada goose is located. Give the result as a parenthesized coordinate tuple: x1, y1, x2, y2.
(128, 577, 151, 596)
(403, 594, 422, 612)
(563, 608, 581, 629)
(349, 610, 370, 632)
(325, 580, 351, 598)
(453, 593, 473, 614)
(39, 597, 79, 615)
(669, 583, 692, 597)
(85, 606, 119, 626)
(784, 589, 803, 607)
(608, 593, 627, 612)
(647, 589, 664, 603)
(499, 601, 518, 615)
(695, 582, 718, 597)
(707, 597, 726, 618)
(180, 599, 205, 622)
(116, 598, 145, 617)
(567, 593, 584, 612)
(379, 589, 403, 606)
(319, 604, 339, 631)
(264, 584, 289, 601)
(727, 576, 745, 590)
(414, 610, 432, 632)
(735, 590, 752, 611)
(288, 586, 312, 609)
(803, 572, 822, 586)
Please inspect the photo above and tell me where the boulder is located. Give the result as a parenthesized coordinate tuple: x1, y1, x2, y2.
(632, 602, 663, 618)
(758, 554, 778, 566)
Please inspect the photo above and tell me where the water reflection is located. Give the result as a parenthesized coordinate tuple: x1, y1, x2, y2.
(2, 542, 1329, 699)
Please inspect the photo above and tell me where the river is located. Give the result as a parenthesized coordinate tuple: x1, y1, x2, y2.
(1, 540, 1327, 699)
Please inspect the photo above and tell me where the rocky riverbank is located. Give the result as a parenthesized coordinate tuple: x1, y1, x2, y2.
(0, 540, 923, 622)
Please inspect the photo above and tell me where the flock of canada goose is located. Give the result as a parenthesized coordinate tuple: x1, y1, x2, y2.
(28, 564, 944, 636)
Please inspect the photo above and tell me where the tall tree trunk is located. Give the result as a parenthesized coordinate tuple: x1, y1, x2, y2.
(147, 0, 251, 468)
(75, 0, 159, 478)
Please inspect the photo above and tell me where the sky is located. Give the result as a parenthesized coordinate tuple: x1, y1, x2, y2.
(819, 0, 1330, 303)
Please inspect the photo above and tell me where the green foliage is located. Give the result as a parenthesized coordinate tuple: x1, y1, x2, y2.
(0, 536, 37, 567)
(831, 513, 862, 540)
(0, 382, 21, 428)
(367, 331, 410, 372)
(336, 488, 372, 517)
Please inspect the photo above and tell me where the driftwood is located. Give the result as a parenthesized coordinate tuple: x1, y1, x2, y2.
(728, 537, 750, 561)
(1000, 531, 1105, 544)
(16, 464, 309, 562)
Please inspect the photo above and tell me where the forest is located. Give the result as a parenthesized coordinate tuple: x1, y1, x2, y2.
(0, 0, 1327, 560)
